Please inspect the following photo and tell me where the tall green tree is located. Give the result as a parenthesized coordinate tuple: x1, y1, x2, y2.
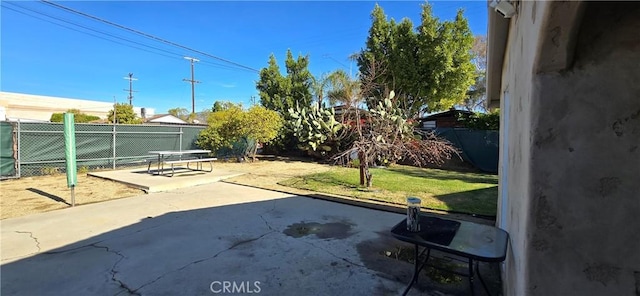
(108, 103, 142, 124)
(389, 18, 420, 113)
(357, 3, 475, 116)
(357, 4, 393, 103)
(256, 50, 313, 116)
(426, 10, 475, 111)
(285, 49, 313, 110)
(256, 50, 315, 154)
(256, 54, 291, 114)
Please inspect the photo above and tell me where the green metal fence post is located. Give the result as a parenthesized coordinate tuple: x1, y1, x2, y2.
(112, 122, 116, 169)
(63, 113, 77, 206)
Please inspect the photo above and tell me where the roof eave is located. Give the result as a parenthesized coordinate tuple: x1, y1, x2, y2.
(486, 2, 511, 110)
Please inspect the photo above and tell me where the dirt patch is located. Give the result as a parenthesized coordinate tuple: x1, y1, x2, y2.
(0, 157, 330, 220)
(1, 174, 143, 220)
(214, 157, 332, 195)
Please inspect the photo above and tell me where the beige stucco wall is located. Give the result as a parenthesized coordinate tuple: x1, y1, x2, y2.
(497, 1, 549, 294)
(0, 92, 113, 121)
(498, 1, 640, 295)
(0, 92, 155, 121)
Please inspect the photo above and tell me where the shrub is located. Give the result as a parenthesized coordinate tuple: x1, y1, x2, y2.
(40, 167, 61, 175)
(50, 109, 100, 123)
(77, 166, 89, 174)
(197, 105, 282, 160)
(458, 110, 499, 130)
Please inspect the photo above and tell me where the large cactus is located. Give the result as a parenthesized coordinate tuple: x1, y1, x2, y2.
(288, 103, 342, 152)
(368, 91, 415, 144)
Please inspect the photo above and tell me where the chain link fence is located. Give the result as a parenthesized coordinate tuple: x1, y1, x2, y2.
(0, 122, 205, 178)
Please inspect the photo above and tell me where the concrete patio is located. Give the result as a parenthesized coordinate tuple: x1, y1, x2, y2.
(88, 166, 244, 193)
(1, 182, 502, 295)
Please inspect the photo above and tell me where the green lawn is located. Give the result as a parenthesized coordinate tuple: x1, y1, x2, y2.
(279, 165, 498, 217)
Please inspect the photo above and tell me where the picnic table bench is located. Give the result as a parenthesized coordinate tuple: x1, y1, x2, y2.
(147, 150, 216, 177)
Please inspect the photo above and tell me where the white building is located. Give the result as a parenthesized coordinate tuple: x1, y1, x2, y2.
(0, 92, 154, 121)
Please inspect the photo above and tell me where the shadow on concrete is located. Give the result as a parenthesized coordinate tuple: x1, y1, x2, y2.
(26, 188, 71, 206)
(0, 196, 503, 295)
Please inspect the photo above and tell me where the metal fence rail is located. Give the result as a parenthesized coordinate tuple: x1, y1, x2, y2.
(0, 122, 205, 178)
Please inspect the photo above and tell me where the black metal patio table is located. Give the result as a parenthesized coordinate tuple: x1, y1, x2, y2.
(390, 215, 509, 296)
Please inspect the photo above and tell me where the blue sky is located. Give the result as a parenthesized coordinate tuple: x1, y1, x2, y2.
(1, 1, 487, 114)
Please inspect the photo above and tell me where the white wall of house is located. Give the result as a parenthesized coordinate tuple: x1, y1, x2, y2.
(495, 1, 547, 294)
(494, 2, 640, 295)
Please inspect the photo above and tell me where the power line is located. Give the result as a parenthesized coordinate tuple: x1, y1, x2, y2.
(40, 0, 260, 73)
(200, 60, 253, 73)
(3, 2, 258, 74)
(2, 3, 189, 60)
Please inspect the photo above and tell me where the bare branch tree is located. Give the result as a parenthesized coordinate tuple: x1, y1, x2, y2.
(333, 61, 459, 187)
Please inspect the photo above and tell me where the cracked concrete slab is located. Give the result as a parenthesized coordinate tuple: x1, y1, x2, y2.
(1, 230, 41, 259)
(1, 182, 500, 295)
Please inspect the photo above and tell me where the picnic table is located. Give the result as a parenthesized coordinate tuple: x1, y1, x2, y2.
(390, 215, 509, 296)
(147, 150, 216, 177)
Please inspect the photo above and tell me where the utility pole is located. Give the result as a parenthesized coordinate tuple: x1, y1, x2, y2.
(182, 57, 201, 115)
(123, 73, 138, 106)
